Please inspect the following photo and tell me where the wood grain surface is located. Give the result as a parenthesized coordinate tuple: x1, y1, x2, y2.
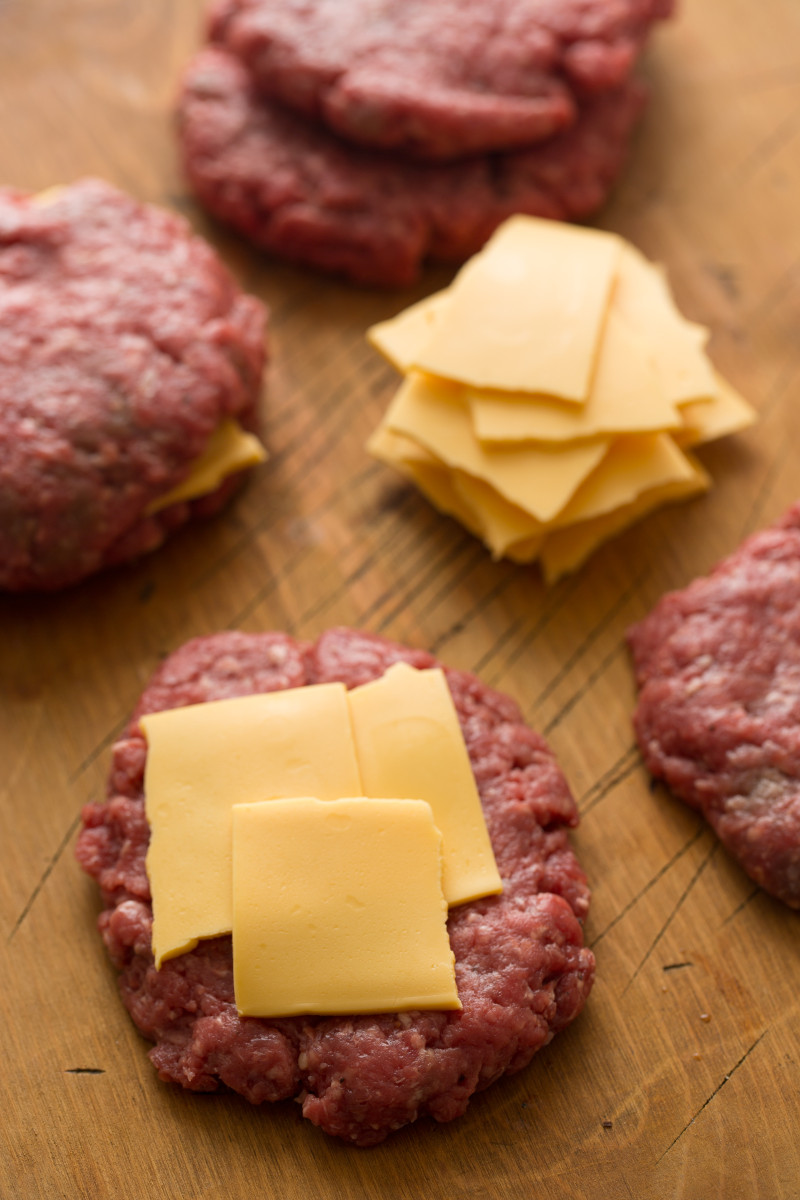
(2, 1, 799, 1197)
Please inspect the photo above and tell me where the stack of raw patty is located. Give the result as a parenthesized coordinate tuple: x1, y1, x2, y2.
(178, 0, 675, 286)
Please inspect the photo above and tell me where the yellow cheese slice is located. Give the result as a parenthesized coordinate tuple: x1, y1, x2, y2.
(31, 185, 66, 207)
(442, 435, 708, 560)
(536, 450, 710, 581)
(468, 309, 681, 444)
(367, 291, 449, 371)
(369, 426, 541, 556)
(141, 683, 362, 967)
(371, 415, 713, 572)
(411, 216, 622, 400)
(347, 663, 502, 906)
(613, 244, 718, 406)
(450, 472, 543, 556)
(675, 372, 757, 447)
(367, 426, 485, 537)
(232, 797, 460, 1017)
(384, 373, 610, 523)
(552, 432, 709, 530)
(367, 424, 439, 468)
(146, 418, 267, 515)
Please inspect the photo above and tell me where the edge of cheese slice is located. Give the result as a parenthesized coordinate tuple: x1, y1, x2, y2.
(675, 372, 757, 447)
(146, 418, 267, 515)
(534, 447, 711, 580)
(368, 291, 450, 371)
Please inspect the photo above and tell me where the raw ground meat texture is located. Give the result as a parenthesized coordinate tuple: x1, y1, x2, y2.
(76, 627, 595, 1146)
(0, 178, 267, 591)
(628, 503, 800, 909)
(208, 0, 673, 160)
(178, 47, 646, 287)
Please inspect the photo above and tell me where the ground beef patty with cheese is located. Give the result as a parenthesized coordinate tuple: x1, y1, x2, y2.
(207, 0, 673, 160)
(629, 504, 800, 909)
(76, 627, 595, 1146)
(0, 178, 266, 591)
(178, 47, 646, 287)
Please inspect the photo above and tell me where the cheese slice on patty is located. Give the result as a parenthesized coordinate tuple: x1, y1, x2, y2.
(232, 797, 460, 1017)
(348, 662, 502, 907)
(141, 682, 362, 966)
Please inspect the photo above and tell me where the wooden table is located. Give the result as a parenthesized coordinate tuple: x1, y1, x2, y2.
(2, 1, 799, 1196)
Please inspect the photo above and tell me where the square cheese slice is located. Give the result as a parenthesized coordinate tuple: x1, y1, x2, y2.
(613, 244, 718, 406)
(232, 797, 460, 1017)
(141, 683, 362, 967)
(348, 662, 502, 906)
(411, 215, 621, 400)
(468, 309, 680, 444)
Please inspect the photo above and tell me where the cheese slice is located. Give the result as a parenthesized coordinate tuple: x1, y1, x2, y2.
(369, 425, 541, 555)
(553, 432, 709, 530)
(367, 424, 439, 468)
(232, 797, 460, 1017)
(385, 372, 610, 523)
(367, 426, 485, 538)
(142, 683, 362, 967)
(613, 244, 718, 406)
(347, 662, 502, 906)
(536, 450, 710, 581)
(368, 291, 449, 371)
(146, 418, 266, 515)
(31, 185, 66, 207)
(450, 472, 543, 556)
(675, 372, 757, 447)
(468, 309, 680, 444)
(412, 216, 621, 400)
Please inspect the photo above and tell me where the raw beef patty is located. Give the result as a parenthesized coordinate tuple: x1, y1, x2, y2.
(76, 627, 595, 1146)
(178, 47, 645, 286)
(628, 504, 800, 909)
(209, 0, 673, 159)
(0, 178, 267, 591)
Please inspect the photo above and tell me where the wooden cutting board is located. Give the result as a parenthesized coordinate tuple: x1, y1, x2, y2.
(1, 1, 798, 1196)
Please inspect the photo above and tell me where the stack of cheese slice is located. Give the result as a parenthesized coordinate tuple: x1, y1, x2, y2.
(141, 663, 502, 1018)
(367, 216, 756, 582)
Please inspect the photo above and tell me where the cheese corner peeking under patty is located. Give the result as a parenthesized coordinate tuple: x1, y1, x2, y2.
(145, 417, 266, 515)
